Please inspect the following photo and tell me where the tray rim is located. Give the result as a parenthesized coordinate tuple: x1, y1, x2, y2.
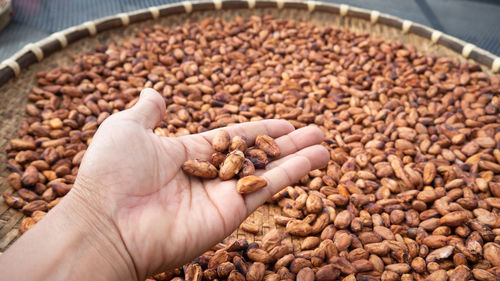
(0, 0, 499, 87)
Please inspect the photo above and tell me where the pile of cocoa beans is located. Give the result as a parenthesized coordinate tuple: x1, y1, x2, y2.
(3, 15, 500, 281)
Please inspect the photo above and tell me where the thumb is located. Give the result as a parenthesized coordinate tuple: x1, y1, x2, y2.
(127, 88, 166, 129)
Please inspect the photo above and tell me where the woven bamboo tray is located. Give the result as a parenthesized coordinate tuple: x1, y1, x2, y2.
(1, 0, 499, 254)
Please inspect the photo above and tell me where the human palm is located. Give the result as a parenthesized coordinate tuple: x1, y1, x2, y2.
(73, 89, 329, 279)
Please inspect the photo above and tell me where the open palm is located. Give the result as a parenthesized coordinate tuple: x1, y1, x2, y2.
(73, 89, 329, 279)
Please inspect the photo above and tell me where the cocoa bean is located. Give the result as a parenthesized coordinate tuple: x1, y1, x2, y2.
(182, 159, 218, 179)
(236, 176, 267, 194)
(219, 150, 245, 180)
(213, 130, 231, 152)
(255, 135, 280, 158)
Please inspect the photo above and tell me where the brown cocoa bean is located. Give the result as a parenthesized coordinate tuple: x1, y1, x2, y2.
(246, 262, 266, 281)
(2, 192, 26, 209)
(247, 249, 272, 264)
(219, 150, 245, 180)
(316, 264, 340, 281)
(185, 264, 202, 281)
(217, 262, 235, 278)
(472, 269, 497, 281)
(426, 246, 454, 263)
(334, 210, 352, 229)
(236, 176, 267, 194)
(22, 200, 48, 216)
(305, 193, 323, 213)
(182, 159, 218, 179)
(245, 148, 269, 169)
(213, 130, 231, 152)
(483, 243, 500, 267)
(210, 152, 226, 168)
(301, 236, 320, 250)
(296, 267, 314, 281)
(18, 188, 38, 202)
(329, 256, 355, 275)
(289, 258, 312, 274)
(7, 173, 22, 190)
(439, 211, 469, 226)
(21, 165, 39, 187)
(228, 270, 245, 281)
(239, 158, 255, 177)
(286, 220, 312, 237)
(241, 221, 260, 234)
(230, 136, 248, 152)
(19, 217, 35, 234)
(255, 135, 280, 158)
(449, 265, 471, 281)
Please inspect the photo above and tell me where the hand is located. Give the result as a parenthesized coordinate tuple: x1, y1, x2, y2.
(0, 88, 329, 281)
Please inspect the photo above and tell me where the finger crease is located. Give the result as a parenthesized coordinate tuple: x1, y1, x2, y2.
(260, 175, 275, 198)
(200, 134, 213, 147)
(276, 165, 294, 185)
(188, 176, 193, 210)
(296, 155, 313, 173)
(178, 140, 190, 161)
(202, 184, 228, 234)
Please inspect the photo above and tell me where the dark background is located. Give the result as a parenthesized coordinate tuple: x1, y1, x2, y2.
(0, 0, 500, 61)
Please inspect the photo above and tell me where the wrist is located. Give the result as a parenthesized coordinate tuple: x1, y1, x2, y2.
(62, 183, 139, 281)
(0, 184, 138, 281)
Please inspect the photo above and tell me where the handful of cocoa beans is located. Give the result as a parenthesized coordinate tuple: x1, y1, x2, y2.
(181, 130, 280, 194)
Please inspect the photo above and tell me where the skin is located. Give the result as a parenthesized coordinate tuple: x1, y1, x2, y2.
(0, 88, 329, 281)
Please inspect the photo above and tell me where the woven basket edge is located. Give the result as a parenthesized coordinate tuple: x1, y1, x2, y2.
(0, 0, 499, 88)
